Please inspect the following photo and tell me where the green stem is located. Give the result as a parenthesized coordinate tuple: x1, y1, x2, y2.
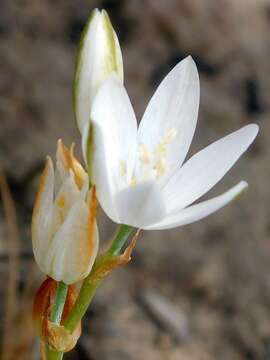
(108, 225, 135, 255)
(63, 225, 134, 333)
(46, 348, 63, 360)
(64, 279, 100, 332)
(46, 281, 68, 360)
(51, 282, 68, 324)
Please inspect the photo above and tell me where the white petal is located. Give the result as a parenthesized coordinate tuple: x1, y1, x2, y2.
(82, 120, 91, 165)
(89, 75, 138, 222)
(55, 172, 80, 204)
(137, 56, 200, 184)
(46, 199, 99, 284)
(113, 28, 124, 81)
(55, 142, 69, 183)
(163, 124, 259, 212)
(54, 159, 66, 195)
(146, 181, 247, 230)
(32, 157, 54, 274)
(114, 181, 166, 228)
(51, 173, 82, 236)
(74, 9, 123, 133)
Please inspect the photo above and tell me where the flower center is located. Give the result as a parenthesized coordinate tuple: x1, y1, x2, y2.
(119, 128, 177, 187)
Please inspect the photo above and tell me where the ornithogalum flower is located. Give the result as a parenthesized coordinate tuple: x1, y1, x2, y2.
(86, 56, 258, 230)
(73, 8, 123, 134)
(32, 140, 99, 284)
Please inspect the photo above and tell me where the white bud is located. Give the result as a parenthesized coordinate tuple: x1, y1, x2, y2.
(73, 9, 123, 133)
(32, 140, 99, 284)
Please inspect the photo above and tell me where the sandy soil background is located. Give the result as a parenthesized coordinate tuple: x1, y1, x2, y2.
(0, 1, 270, 359)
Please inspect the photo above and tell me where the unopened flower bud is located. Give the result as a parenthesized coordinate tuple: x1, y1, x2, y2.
(73, 8, 123, 133)
(32, 140, 99, 284)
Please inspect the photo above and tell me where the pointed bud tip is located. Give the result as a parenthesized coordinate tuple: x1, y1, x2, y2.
(249, 123, 259, 137)
(234, 181, 249, 201)
(73, 7, 123, 133)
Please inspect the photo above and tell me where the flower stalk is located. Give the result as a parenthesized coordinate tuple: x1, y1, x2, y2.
(64, 224, 135, 332)
(46, 282, 68, 360)
(46, 347, 63, 360)
(64, 279, 100, 333)
(108, 225, 135, 255)
(50, 282, 69, 324)
(45, 225, 135, 359)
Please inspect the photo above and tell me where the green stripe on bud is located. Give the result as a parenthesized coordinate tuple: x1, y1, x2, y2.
(73, 8, 123, 134)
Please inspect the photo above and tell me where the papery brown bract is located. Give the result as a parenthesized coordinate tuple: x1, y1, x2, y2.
(33, 278, 81, 352)
(89, 229, 140, 283)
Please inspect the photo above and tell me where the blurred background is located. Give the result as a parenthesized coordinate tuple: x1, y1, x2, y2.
(0, 0, 269, 359)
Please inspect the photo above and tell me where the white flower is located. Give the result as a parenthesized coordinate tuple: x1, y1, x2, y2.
(73, 8, 123, 134)
(86, 56, 258, 230)
(32, 140, 99, 284)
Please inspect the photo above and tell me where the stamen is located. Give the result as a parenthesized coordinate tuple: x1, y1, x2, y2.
(154, 157, 167, 178)
(164, 128, 177, 144)
(155, 128, 177, 157)
(156, 143, 166, 156)
(127, 128, 177, 187)
(119, 161, 127, 177)
(129, 177, 137, 187)
(139, 144, 151, 164)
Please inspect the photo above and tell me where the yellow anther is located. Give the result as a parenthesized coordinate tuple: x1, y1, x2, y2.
(119, 161, 127, 177)
(154, 157, 167, 178)
(164, 128, 177, 144)
(155, 128, 177, 157)
(156, 142, 167, 156)
(129, 177, 137, 187)
(127, 129, 177, 186)
(139, 144, 151, 165)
